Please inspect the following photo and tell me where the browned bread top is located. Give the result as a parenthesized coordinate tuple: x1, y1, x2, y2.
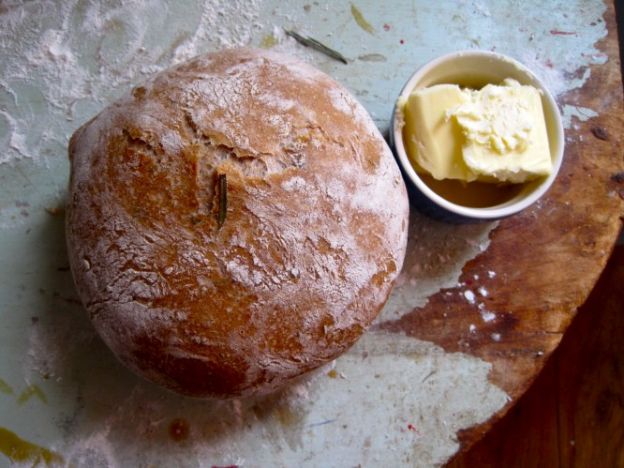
(66, 48, 409, 398)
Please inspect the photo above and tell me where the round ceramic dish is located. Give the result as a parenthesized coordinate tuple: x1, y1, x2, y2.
(390, 50, 565, 221)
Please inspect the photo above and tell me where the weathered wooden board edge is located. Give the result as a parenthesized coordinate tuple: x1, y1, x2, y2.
(379, 0, 624, 455)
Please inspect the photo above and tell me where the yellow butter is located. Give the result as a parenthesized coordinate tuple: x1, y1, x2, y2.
(402, 84, 477, 181)
(453, 79, 552, 183)
(402, 79, 552, 184)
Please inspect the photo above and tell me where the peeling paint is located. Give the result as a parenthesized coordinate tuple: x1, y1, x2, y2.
(293, 333, 509, 466)
(379, 210, 497, 322)
(562, 104, 599, 128)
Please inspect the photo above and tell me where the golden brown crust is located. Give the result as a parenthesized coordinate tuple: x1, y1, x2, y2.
(66, 48, 409, 398)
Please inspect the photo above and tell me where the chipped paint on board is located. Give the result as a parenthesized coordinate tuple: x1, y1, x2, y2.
(379, 211, 497, 322)
(562, 105, 600, 129)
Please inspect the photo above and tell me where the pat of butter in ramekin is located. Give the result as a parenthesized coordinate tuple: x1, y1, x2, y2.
(403, 79, 553, 183)
(402, 84, 476, 181)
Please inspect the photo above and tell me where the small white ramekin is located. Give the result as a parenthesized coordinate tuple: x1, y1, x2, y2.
(390, 50, 565, 221)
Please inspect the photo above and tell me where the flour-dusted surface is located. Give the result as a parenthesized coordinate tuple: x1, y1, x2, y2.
(0, 0, 612, 467)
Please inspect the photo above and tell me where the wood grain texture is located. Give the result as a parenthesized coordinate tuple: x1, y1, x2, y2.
(379, 0, 624, 450)
(447, 245, 624, 467)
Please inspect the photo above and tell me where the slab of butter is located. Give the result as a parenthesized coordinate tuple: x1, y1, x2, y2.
(403, 79, 553, 183)
(402, 84, 477, 181)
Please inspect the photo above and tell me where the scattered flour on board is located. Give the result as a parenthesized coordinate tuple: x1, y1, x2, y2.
(463, 290, 476, 304)
(0, 0, 264, 166)
(26, 313, 510, 467)
(480, 309, 496, 323)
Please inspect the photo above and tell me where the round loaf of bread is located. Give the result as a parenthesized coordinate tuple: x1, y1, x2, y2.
(66, 48, 409, 398)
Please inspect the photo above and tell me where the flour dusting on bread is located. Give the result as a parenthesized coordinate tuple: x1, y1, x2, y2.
(67, 48, 409, 398)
